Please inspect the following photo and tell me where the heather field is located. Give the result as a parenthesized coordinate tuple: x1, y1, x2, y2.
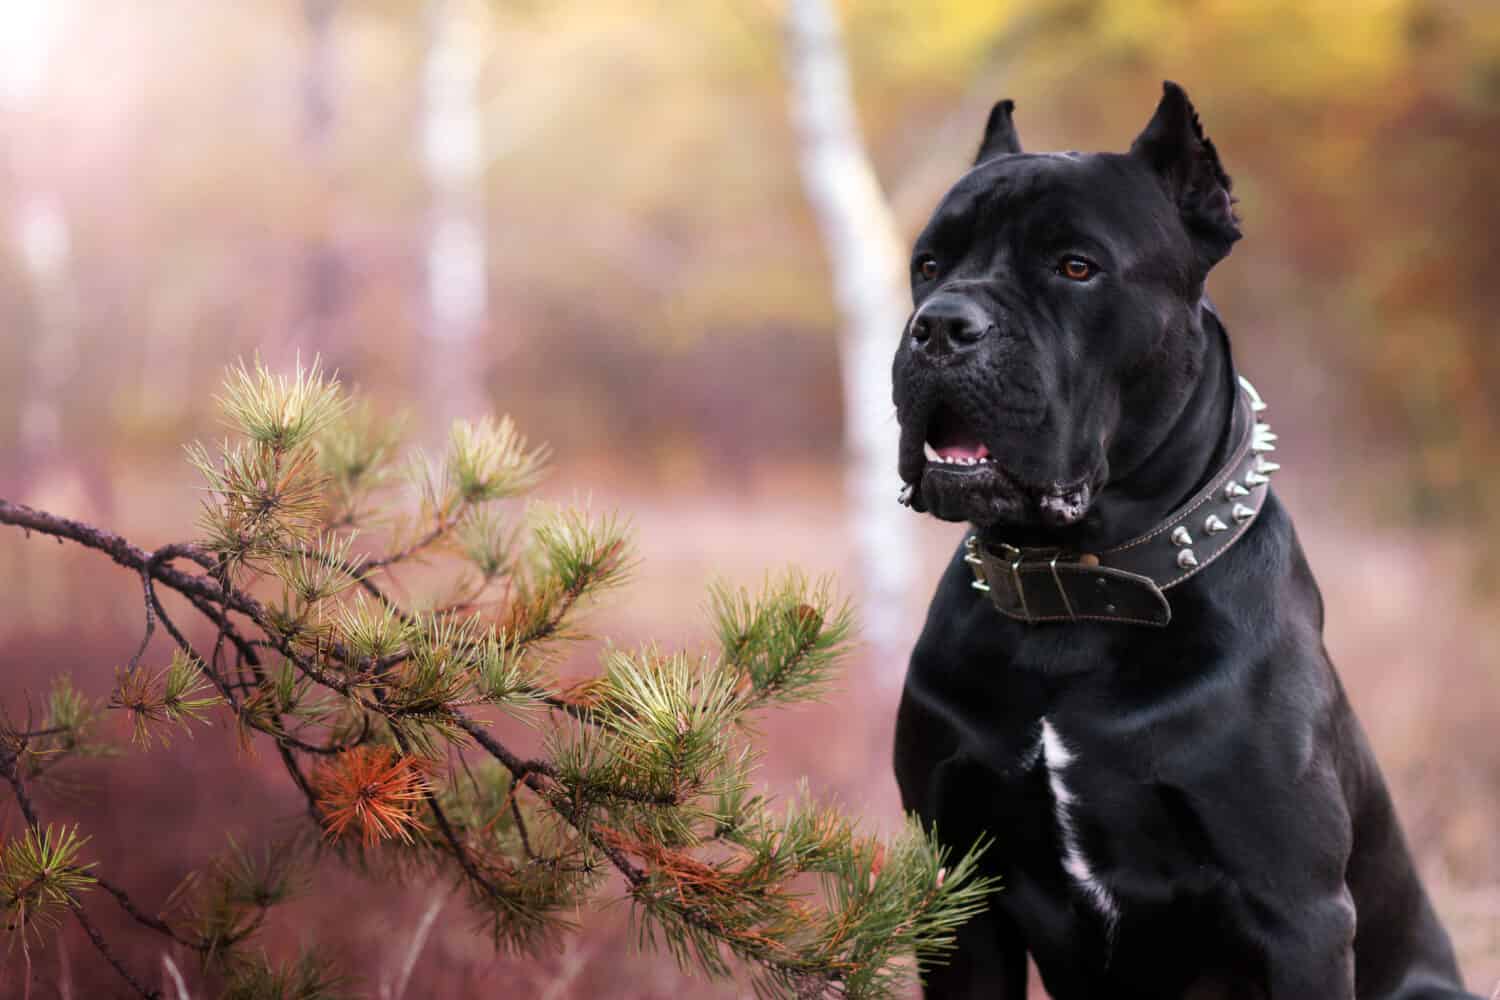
(2, 462, 1497, 996)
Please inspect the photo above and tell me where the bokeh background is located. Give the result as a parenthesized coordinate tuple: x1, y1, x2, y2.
(1, 0, 1498, 996)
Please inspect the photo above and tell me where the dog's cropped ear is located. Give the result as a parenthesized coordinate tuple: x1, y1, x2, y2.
(974, 99, 1022, 164)
(1130, 81, 1240, 271)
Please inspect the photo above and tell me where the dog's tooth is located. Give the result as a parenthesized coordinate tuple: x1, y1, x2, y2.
(924, 443, 940, 462)
(1232, 503, 1254, 524)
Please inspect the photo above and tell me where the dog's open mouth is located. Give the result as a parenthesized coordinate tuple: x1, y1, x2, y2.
(902, 402, 1027, 525)
(901, 400, 1095, 530)
(922, 403, 993, 468)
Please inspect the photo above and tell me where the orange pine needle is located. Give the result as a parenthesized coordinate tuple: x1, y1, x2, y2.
(313, 746, 431, 848)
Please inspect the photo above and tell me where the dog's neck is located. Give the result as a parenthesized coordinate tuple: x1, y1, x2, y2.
(1093, 303, 1239, 549)
(981, 301, 1239, 554)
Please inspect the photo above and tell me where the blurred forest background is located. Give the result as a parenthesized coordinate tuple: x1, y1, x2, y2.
(1, 0, 1498, 995)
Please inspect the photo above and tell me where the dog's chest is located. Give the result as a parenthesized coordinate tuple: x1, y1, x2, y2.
(1035, 718, 1120, 926)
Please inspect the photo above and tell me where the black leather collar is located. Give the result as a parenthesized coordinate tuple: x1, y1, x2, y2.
(964, 377, 1277, 627)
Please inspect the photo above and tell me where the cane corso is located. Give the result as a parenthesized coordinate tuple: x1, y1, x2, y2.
(892, 82, 1474, 999)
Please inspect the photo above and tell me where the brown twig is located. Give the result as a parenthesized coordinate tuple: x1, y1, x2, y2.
(71, 903, 162, 1000)
(0, 499, 254, 618)
(508, 777, 536, 861)
(362, 520, 453, 573)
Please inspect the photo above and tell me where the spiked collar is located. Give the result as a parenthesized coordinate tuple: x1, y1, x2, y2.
(962, 376, 1277, 627)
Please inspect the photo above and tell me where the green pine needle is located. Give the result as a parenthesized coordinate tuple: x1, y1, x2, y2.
(334, 594, 413, 664)
(0, 825, 96, 939)
(457, 505, 518, 580)
(530, 503, 634, 596)
(598, 648, 738, 800)
(315, 398, 407, 523)
(222, 949, 351, 1000)
(188, 438, 330, 569)
(709, 571, 855, 708)
(216, 355, 349, 453)
(277, 532, 367, 607)
(447, 415, 549, 503)
(112, 651, 223, 748)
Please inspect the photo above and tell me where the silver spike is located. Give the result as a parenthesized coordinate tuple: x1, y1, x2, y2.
(1252, 441, 1277, 453)
(1224, 481, 1249, 500)
(1170, 526, 1193, 547)
(1176, 548, 1199, 570)
(1232, 503, 1254, 524)
(1256, 458, 1281, 474)
(1203, 514, 1228, 534)
(1244, 470, 1269, 487)
(971, 580, 991, 593)
(1238, 376, 1267, 413)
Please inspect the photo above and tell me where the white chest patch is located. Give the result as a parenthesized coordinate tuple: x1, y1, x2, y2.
(1040, 718, 1120, 928)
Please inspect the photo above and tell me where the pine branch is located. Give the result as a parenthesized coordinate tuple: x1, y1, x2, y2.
(0, 499, 229, 606)
(0, 362, 996, 997)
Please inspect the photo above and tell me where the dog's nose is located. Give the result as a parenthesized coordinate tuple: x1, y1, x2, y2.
(909, 299, 989, 355)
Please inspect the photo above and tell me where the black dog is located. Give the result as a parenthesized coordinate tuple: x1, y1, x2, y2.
(891, 83, 1474, 999)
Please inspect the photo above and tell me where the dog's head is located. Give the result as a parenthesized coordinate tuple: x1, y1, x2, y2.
(893, 82, 1241, 533)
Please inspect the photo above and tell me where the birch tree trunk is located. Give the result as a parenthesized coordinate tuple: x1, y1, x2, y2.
(14, 195, 74, 487)
(298, 0, 342, 350)
(2, 12, 88, 509)
(420, 0, 490, 443)
(784, 0, 912, 672)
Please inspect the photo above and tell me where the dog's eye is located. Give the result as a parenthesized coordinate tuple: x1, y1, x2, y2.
(915, 256, 939, 281)
(1058, 256, 1097, 282)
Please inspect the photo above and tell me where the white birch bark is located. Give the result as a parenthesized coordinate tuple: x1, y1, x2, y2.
(14, 195, 74, 479)
(784, 0, 912, 671)
(3, 4, 77, 495)
(298, 0, 341, 349)
(421, 0, 490, 443)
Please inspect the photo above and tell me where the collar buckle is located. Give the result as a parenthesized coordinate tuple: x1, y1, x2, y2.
(965, 539, 1079, 624)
